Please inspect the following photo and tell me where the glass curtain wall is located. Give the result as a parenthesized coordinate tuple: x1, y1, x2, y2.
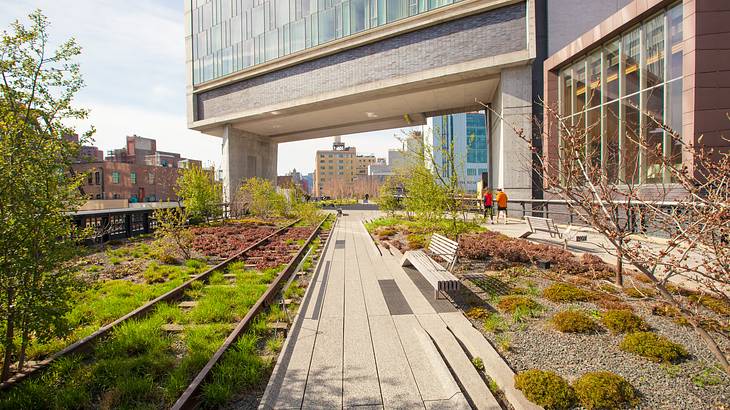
(557, 2, 683, 185)
(191, 0, 464, 84)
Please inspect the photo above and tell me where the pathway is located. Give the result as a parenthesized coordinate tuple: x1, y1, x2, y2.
(260, 211, 534, 410)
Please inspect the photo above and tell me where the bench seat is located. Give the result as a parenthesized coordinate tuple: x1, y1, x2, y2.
(401, 234, 460, 299)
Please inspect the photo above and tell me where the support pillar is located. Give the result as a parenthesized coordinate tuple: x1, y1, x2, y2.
(222, 125, 278, 202)
(490, 65, 534, 200)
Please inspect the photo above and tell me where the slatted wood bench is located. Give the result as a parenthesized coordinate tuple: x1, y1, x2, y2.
(521, 216, 587, 249)
(401, 234, 460, 299)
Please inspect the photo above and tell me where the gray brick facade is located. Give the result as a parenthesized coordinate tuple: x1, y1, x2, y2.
(196, 2, 527, 121)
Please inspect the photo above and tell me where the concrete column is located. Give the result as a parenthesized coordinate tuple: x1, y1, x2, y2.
(222, 125, 278, 202)
(490, 65, 533, 200)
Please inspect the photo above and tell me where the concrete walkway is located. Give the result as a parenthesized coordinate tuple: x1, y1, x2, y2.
(260, 211, 525, 410)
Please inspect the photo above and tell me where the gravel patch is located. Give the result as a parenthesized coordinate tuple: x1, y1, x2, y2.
(456, 268, 730, 409)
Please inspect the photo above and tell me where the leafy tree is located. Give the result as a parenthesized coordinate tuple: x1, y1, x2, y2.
(378, 176, 402, 215)
(239, 177, 288, 218)
(0, 11, 91, 379)
(176, 165, 221, 223)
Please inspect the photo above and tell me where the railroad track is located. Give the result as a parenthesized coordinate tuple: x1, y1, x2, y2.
(172, 214, 335, 409)
(0, 216, 331, 400)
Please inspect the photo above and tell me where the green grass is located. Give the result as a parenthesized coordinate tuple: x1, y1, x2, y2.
(0, 237, 293, 410)
(364, 216, 484, 238)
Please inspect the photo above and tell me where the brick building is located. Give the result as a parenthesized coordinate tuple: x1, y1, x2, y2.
(72, 135, 204, 202)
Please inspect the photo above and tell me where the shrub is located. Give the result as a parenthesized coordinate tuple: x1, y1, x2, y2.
(465, 307, 490, 321)
(595, 293, 632, 311)
(514, 369, 577, 410)
(619, 332, 688, 363)
(376, 227, 396, 237)
(407, 234, 426, 250)
(601, 310, 649, 334)
(688, 294, 730, 316)
(573, 371, 637, 410)
(624, 286, 657, 298)
(497, 296, 541, 316)
(542, 283, 594, 303)
(550, 310, 600, 333)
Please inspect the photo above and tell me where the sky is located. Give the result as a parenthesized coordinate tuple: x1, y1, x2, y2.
(0, 0, 410, 175)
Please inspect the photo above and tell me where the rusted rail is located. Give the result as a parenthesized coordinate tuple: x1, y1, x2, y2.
(0, 219, 301, 390)
(171, 214, 333, 410)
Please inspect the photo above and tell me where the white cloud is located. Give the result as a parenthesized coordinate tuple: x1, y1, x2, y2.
(74, 100, 222, 169)
(1, 1, 417, 175)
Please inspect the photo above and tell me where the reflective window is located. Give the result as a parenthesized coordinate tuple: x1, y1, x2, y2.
(191, 0, 466, 84)
(557, 3, 682, 185)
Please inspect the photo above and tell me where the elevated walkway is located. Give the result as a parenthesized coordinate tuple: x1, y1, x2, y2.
(260, 211, 535, 409)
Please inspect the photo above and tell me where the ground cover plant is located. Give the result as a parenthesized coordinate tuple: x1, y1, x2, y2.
(364, 216, 484, 252)
(573, 371, 637, 410)
(550, 310, 600, 334)
(514, 369, 577, 410)
(456, 245, 729, 408)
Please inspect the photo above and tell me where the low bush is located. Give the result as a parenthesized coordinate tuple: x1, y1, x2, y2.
(375, 227, 397, 237)
(514, 369, 577, 410)
(594, 293, 632, 311)
(573, 371, 637, 410)
(688, 294, 730, 316)
(542, 283, 594, 303)
(624, 286, 657, 298)
(619, 332, 688, 363)
(497, 296, 541, 316)
(550, 310, 600, 333)
(601, 310, 649, 334)
(465, 307, 490, 321)
(407, 234, 427, 250)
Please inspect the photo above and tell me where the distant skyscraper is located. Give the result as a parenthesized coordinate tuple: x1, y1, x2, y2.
(423, 111, 488, 193)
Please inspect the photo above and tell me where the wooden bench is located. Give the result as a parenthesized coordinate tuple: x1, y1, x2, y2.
(401, 234, 460, 299)
(521, 216, 587, 249)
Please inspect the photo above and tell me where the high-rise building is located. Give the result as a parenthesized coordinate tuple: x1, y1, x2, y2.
(423, 111, 489, 193)
(186, 0, 730, 202)
(313, 137, 385, 197)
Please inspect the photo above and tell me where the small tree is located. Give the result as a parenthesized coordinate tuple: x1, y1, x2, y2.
(481, 99, 730, 374)
(239, 177, 288, 218)
(0, 11, 91, 379)
(176, 165, 222, 223)
(378, 176, 402, 215)
(153, 207, 194, 263)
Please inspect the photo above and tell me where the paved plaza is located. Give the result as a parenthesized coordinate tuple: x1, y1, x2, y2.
(260, 211, 536, 410)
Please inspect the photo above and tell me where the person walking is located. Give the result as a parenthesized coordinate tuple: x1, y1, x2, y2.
(482, 188, 494, 223)
(495, 189, 508, 224)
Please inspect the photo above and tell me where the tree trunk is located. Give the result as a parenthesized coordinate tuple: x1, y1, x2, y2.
(1, 292, 15, 382)
(615, 241, 624, 287)
(17, 320, 29, 374)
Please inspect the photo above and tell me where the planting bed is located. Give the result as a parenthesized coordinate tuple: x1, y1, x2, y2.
(364, 216, 484, 252)
(0, 220, 329, 409)
(0, 218, 330, 409)
(453, 231, 730, 409)
(191, 221, 282, 259)
(0, 219, 289, 385)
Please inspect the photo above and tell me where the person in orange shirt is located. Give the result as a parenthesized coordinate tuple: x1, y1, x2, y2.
(495, 189, 508, 224)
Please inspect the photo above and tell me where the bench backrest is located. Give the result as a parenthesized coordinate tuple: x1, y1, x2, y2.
(428, 233, 459, 269)
(525, 216, 560, 236)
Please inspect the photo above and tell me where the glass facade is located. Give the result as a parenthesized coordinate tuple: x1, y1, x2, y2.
(427, 112, 488, 192)
(191, 0, 464, 84)
(558, 3, 683, 185)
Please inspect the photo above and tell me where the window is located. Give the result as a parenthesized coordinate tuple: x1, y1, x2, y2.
(557, 4, 682, 185)
(112, 171, 120, 184)
(88, 173, 93, 185)
(192, 0, 465, 84)
(148, 172, 155, 184)
(95, 171, 101, 185)
(131, 172, 137, 184)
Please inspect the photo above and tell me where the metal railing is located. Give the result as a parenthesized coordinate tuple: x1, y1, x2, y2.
(459, 197, 683, 235)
